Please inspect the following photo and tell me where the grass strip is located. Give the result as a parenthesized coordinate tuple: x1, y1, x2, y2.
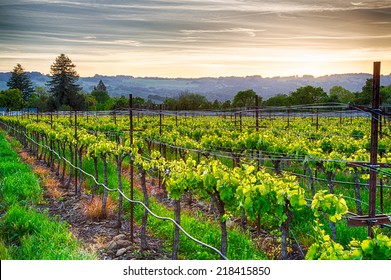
(0, 131, 95, 260)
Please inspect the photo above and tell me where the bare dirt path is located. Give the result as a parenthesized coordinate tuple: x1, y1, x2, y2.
(16, 146, 170, 260)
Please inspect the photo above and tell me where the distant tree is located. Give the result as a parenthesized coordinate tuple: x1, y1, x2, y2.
(110, 95, 128, 110)
(232, 89, 262, 108)
(164, 97, 178, 110)
(0, 89, 25, 110)
(28, 87, 50, 112)
(84, 94, 97, 111)
(46, 54, 82, 110)
(264, 94, 290, 106)
(289, 85, 327, 105)
(145, 99, 157, 109)
(212, 99, 221, 109)
(132, 97, 145, 108)
(380, 85, 391, 104)
(354, 78, 372, 105)
(165, 91, 211, 110)
(179, 92, 211, 110)
(91, 89, 110, 109)
(328, 86, 354, 104)
(7, 63, 34, 101)
(221, 100, 231, 109)
(94, 80, 107, 92)
(74, 92, 90, 111)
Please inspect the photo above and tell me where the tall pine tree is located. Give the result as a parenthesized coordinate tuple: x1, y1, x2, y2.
(7, 63, 34, 101)
(94, 80, 107, 92)
(47, 54, 82, 110)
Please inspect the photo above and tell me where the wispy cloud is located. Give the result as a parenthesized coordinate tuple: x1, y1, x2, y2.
(0, 0, 390, 77)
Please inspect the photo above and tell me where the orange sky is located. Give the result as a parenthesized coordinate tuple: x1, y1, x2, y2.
(1, 0, 391, 78)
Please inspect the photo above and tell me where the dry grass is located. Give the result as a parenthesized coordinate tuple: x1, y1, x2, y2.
(18, 150, 36, 165)
(81, 195, 115, 221)
(33, 165, 50, 178)
(43, 177, 65, 199)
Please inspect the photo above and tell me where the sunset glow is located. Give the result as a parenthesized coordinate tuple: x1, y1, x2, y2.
(1, 0, 391, 78)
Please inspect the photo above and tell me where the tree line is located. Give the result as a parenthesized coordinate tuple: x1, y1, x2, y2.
(2, 54, 391, 111)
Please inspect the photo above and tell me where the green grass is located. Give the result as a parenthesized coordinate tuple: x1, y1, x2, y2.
(0, 205, 92, 260)
(0, 168, 43, 209)
(0, 131, 96, 260)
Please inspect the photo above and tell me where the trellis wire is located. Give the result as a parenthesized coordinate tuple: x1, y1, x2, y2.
(0, 120, 228, 260)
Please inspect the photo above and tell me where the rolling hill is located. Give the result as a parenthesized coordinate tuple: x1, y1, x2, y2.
(1, 72, 391, 101)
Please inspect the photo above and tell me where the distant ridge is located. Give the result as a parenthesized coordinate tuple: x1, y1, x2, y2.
(1, 72, 390, 101)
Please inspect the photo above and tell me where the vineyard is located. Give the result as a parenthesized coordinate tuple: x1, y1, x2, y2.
(1, 103, 391, 260)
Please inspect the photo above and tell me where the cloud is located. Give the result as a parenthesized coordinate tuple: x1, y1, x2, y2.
(1, 0, 391, 77)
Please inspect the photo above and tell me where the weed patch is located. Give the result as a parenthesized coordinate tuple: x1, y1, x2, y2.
(81, 195, 115, 221)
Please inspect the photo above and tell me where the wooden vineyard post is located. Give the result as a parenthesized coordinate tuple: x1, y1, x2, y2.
(129, 94, 134, 243)
(74, 111, 78, 196)
(50, 112, 54, 170)
(347, 62, 391, 235)
(368, 61, 380, 237)
(159, 104, 163, 188)
(255, 94, 259, 132)
(240, 111, 242, 132)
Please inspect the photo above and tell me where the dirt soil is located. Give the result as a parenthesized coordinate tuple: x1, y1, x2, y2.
(16, 148, 170, 260)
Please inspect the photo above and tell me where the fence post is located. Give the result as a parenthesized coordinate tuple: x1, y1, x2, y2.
(129, 94, 134, 243)
(368, 61, 381, 237)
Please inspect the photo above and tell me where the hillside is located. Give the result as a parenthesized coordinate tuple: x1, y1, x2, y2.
(1, 72, 391, 101)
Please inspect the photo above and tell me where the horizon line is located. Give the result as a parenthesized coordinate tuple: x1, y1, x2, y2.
(0, 71, 384, 80)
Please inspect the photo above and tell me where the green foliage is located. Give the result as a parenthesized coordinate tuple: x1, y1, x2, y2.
(0, 132, 42, 209)
(306, 223, 391, 260)
(236, 165, 306, 223)
(2, 111, 390, 260)
(0, 136, 19, 162)
(380, 85, 391, 104)
(91, 89, 110, 107)
(350, 129, 364, 139)
(354, 78, 372, 105)
(358, 230, 391, 259)
(132, 190, 265, 260)
(307, 192, 391, 260)
(94, 80, 107, 92)
(289, 85, 328, 105)
(110, 95, 128, 110)
(232, 89, 259, 108)
(305, 222, 359, 260)
(28, 87, 51, 112)
(0, 132, 94, 260)
(0, 89, 25, 110)
(311, 190, 348, 223)
(0, 238, 12, 259)
(7, 63, 34, 101)
(1, 170, 43, 208)
(165, 158, 198, 200)
(164, 91, 212, 110)
(329, 86, 354, 104)
(0, 205, 94, 259)
(264, 94, 289, 106)
(46, 53, 82, 110)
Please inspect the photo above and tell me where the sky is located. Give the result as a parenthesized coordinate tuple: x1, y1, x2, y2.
(1, 0, 391, 78)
